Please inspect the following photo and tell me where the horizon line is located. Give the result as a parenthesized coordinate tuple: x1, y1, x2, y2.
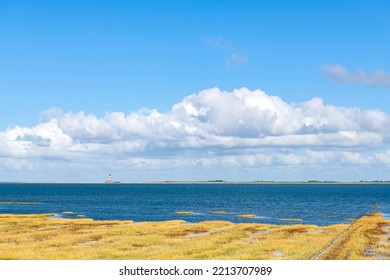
(1, 180, 390, 185)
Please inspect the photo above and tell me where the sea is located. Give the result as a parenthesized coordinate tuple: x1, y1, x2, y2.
(1, 183, 390, 226)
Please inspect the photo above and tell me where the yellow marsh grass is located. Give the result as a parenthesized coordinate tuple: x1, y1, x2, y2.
(0, 202, 42, 205)
(279, 218, 302, 222)
(319, 213, 390, 260)
(175, 211, 194, 215)
(209, 211, 232, 215)
(237, 214, 256, 218)
(0, 213, 388, 260)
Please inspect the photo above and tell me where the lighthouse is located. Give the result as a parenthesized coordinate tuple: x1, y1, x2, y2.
(105, 173, 120, 184)
(106, 174, 113, 183)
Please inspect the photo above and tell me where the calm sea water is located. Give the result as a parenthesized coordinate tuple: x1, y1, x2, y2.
(1, 183, 389, 225)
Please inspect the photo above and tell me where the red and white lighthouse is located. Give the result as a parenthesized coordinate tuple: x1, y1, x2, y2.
(106, 173, 113, 183)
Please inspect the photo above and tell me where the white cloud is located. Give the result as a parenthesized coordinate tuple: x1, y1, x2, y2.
(374, 150, 390, 164)
(205, 37, 230, 49)
(206, 37, 249, 67)
(1, 87, 390, 181)
(228, 52, 249, 67)
(322, 64, 390, 87)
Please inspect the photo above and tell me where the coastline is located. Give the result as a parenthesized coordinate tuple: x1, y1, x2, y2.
(1, 181, 390, 185)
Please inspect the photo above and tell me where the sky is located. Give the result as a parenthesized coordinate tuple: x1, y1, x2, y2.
(1, 0, 390, 182)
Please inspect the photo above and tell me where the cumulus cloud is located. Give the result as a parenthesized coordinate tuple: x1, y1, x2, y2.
(1, 87, 390, 178)
(322, 64, 390, 87)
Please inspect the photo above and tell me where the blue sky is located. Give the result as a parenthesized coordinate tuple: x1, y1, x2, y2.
(1, 1, 390, 182)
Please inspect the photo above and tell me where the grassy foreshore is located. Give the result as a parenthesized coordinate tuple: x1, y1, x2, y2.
(0, 213, 389, 260)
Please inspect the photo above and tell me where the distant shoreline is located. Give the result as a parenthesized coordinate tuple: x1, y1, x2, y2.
(1, 181, 390, 185)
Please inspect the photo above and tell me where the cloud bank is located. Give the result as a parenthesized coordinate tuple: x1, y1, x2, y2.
(1, 87, 390, 181)
(322, 64, 390, 87)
